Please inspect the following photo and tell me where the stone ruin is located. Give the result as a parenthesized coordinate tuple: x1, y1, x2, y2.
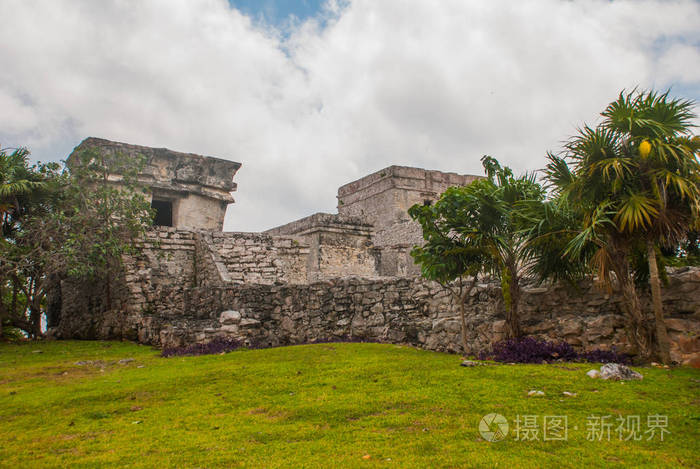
(53, 138, 700, 365)
(68, 137, 241, 231)
(265, 165, 479, 279)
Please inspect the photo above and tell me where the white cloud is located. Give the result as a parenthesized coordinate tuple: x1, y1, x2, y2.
(1, 0, 698, 231)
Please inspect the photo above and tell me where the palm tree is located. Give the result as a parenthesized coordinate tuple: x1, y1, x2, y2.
(601, 91, 699, 362)
(1, 147, 44, 230)
(519, 191, 592, 287)
(546, 90, 699, 362)
(1, 146, 45, 338)
(412, 156, 544, 339)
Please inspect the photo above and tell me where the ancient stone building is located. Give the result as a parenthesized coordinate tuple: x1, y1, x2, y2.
(53, 138, 700, 366)
(266, 166, 479, 277)
(339, 166, 479, 275)
(67, 138, 240, 231)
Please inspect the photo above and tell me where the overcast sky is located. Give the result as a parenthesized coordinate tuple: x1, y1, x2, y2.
(1, 0, 699, 231)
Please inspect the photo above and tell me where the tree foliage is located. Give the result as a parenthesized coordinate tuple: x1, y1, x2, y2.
(1, 145, 153, 338)
(545, 89, 699, 362)
(410, 156, 547, 342)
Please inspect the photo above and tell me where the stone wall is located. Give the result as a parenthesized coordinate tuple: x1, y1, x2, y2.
(159, 270, 699, 365)
(372, 220, 425, 276)
(55, 225, 700, 365)
(55, 228, 197, 342)
(265, 213, 370, 237)
(265, 213, 378, 281)
(328, 166, 480, 276)
(55, 232, 700, 366)
(204, 232, 309, 285)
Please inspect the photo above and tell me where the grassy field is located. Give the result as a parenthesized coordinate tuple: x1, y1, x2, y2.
(0, 341, 698, 468)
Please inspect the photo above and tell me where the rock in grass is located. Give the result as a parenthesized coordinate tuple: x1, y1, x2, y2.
(586, 369, 600, 379)
(599, 363, 643, 381)
(460, 360, 478, 367)
(527, 390, 545, 397)
(562, 391, 577, 397)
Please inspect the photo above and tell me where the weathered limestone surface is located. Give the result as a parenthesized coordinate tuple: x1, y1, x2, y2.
(265, 168, 482, 278)
(335, 166, 480, 276)
(68, 137, 241, 230)
(53, 147, 700, 365)
(337, 166, 480, 230)
(204, 232, 309, 285)
(265, 213, 378, 281)
(55, 229, 700, 365)
(57, 228, 197, 342)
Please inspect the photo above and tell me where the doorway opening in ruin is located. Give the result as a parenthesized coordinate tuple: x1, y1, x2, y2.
(151, 199, 173, 227)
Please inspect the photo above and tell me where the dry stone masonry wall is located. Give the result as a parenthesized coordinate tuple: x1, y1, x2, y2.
(53, 143, 700, 365)
(56, 229, 700, 365)
(205, 232, 309, 285)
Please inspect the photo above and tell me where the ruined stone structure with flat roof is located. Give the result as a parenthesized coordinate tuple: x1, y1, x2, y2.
(53, 138, 700, 366)
(266, 166, 479, 277)
(68, 137, 241, 231)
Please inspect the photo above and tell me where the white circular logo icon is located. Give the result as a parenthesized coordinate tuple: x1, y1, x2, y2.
(479, 413, 509, 442)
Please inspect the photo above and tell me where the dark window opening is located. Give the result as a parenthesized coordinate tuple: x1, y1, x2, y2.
(423, 199, 432, 206)
(151, 200, 173, 227)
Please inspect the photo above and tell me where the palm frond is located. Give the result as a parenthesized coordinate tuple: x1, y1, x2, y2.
(589, 157, 636, 182)
(614, 192, 659, 232)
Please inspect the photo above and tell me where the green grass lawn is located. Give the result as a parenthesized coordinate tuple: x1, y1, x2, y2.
(0, 341, 698, 468)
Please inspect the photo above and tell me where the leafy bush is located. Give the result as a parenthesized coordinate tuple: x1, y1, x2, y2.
(479, 337, 630, 364)
(1, 326, 27, 342)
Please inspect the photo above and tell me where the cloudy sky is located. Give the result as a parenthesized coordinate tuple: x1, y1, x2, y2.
(1, 0, 699, 231)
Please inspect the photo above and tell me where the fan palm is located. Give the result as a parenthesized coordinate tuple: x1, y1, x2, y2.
(546, 90, 699, 362)
(1, 146, 46, 338)
(1, 147, 44, 227)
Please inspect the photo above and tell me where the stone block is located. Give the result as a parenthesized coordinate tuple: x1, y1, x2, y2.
(239, 318, 261, 327)
(665, 318, 689, 332)
(585, 316, 614, 340)
(677, 334, 699, 353)
(366, 313, 385, 326)
(560, 320, 583, 336)
(492, 320, 506, 334)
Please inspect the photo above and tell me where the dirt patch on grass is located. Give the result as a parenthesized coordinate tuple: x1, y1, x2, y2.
(245, 407, 291, 421)
(2, 365, 97, 385)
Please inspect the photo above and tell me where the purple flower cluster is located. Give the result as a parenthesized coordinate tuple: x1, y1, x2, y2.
(479, 337, 630, 364)
(579, 348, 631, 365)
(160, 335, 380, 357)
(161, 337, 242, 357)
